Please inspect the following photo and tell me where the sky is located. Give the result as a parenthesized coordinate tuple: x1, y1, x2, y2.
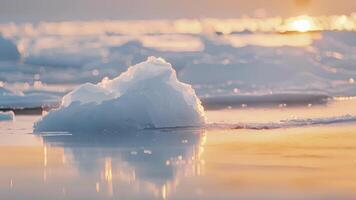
(0, 0, 355, 22)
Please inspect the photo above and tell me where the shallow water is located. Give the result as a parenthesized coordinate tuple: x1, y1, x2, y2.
(1, 100, 356, 200)
(207, 98, 356, 124)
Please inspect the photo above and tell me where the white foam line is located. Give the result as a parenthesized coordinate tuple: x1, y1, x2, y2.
(207, 115, 356, 130)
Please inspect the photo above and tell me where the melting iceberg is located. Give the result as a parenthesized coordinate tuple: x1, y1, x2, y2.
(0, 111, 15, 121)
(34, 57, 205, 132)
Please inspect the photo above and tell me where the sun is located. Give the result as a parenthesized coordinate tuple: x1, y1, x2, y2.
(290, 17, 313, 32)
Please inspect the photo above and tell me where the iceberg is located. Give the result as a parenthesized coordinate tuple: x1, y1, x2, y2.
(34, 57, 205, 132)
(0, 111, 15, 121)
(0, 86, 61, 109)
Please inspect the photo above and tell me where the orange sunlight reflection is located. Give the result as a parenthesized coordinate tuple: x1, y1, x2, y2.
(1, 13, 355, 38)
(290, 16, 314, 32)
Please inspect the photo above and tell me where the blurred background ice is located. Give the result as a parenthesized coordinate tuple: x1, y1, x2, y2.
(0, 0, 355, 110)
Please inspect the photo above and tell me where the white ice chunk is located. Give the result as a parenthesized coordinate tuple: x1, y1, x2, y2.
(0, 111, 15, 121)
(61, 83, 114, 107)
(35, 57, 205, 132)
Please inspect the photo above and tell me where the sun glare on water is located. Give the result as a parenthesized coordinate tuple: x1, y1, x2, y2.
(290, 16, 313, 32)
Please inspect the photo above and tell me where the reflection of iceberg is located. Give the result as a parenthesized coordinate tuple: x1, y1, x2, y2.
(41, 129, 206, 199)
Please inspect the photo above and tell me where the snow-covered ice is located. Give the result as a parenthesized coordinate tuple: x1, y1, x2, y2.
(0, 111, 15, 121)
(34, 57, 205, 132)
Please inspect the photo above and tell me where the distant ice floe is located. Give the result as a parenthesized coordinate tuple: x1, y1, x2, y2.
(229, 115, 356, 130)
(34, 57, 205, 132)
(0, 35, 20, 61)
(205, 114, 356, 130)
(201, 93, 329, 110)
(0, 86, 61, 109)
(0, 111, 15, 121)
(1, 20, 356, 110)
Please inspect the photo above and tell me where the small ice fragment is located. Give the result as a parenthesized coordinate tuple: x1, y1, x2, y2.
(143, 150, 152, 155)
(181, 139, 188, 144)
(92, 69, 99, 76)
(33, 81, 43, 89)
(34, 74, 40, 80)
(279, 103, 287, 108)
(0, 111, 15, 121)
